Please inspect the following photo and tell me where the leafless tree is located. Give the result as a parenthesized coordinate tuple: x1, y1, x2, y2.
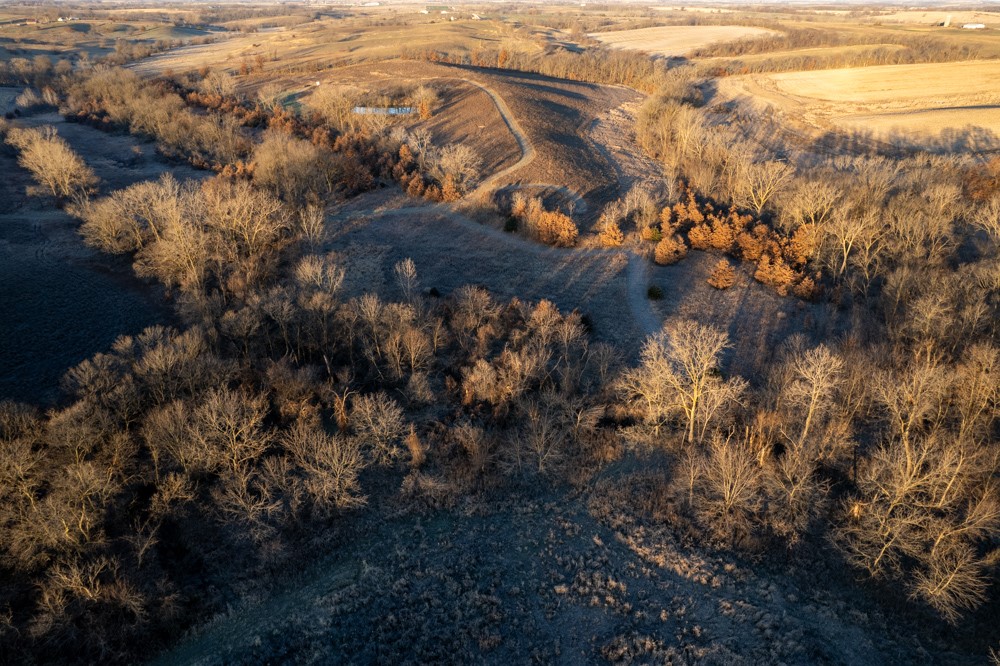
(394, 258, 419, 304)
(685, 434, 763, 546)
(733, 159, 794, 217)
(6, 126, 98, 201)
(350, 393, 405, 464)
(619, 320, 736, 445)
(282, 421, 366, 515)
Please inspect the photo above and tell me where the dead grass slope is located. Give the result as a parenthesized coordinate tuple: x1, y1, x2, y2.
(151, 474, 966, 665)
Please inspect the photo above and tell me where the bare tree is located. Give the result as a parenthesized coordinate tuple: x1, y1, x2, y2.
(431, 143, 482, 191)
(778, 177, 840, 233)
(282, 421, 366, 515)
(350, 393, 405, 464)
(251, 131, 328, 204)
(257, 82, 284, 112)
(81, 174, 185, 254)
(619, 320, 735, 445)
(734, 159, 794, 217)
(6, 126, 98, 201)
(191, 388, 272, 474)
(198, 69, 236, 97)
(971, 194, 1000, 242)
(308, 84, 361, 133)
(686, 434, 763, 546)
(783, 344, 844, 450)
(394, 258, 419, 303)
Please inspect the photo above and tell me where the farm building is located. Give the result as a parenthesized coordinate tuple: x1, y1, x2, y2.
(962, 23, 986, 29)
(353, 106, 415, 115)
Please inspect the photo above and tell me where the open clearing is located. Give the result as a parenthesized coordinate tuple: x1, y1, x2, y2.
(718, 60, 1000, 148)
(317, 187, 823, 374)
(253, 59, 647, 228)
(589, 25, 779, 57)
(0, 111, 202, 404)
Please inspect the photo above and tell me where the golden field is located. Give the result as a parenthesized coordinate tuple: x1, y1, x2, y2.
(718, 60, 1000, 145)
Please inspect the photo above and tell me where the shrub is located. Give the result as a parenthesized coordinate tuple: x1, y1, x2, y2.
(707, 259, 736, 290)
(6, 126, 98, 200)
(640, 225, 662, 242)
(654, 234, 688, 265)
(598, 220, 624, 247)
(754, 254, 797, 296)
(793, 275, 817, 300)
(647, 285, 664, 300)
(536, 210, 579, 248)
(687, 223, 712, 250)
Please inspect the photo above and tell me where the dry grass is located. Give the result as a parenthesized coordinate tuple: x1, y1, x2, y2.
(718, 60, 1000, 148)
(323, 189, 645, 352)
(868, 10, 1000, 26)
(294, 59, 642, 224)
(589, 25, 779, 58)
(131, 18, 505, 77)
(0, 18, 211, 60)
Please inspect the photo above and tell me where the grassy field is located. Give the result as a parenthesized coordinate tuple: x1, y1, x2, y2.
(589, 25, 778, 57)
(131, 17, 517, 76)
(868, 10, 1000, 26)
(718, 60, 1000, 149)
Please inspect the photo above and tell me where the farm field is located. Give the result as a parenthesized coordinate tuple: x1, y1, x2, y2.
(589, 25, 779, 57)
(717, 60, 1000, 148)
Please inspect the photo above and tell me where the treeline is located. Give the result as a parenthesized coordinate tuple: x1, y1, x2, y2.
(405, 44, 677, 95)
(0, 38, 213, 89)
(60, 67, 480, 202)
(629, 71, 1000, 301)
(0, 55, 74, 92)
(64, 67, 251, 168)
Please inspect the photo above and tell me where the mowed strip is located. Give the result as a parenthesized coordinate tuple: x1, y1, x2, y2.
(589, 25, 778, 57)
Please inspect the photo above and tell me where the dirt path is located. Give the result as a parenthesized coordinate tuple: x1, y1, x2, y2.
(626, 252, 661, 337)
(461, 78, 536, 195)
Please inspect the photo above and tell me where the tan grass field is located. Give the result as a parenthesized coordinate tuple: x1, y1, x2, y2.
(131, 19, 509, 77)
(870, 10, 1000, 26)
(589, 25, 778, 57)
(718, 60, 1000, 148)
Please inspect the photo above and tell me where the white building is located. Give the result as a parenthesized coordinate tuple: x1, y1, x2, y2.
(962, 23, 987, 29)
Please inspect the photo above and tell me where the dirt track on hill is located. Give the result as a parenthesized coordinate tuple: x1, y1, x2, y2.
(464, 78, 536, 195)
